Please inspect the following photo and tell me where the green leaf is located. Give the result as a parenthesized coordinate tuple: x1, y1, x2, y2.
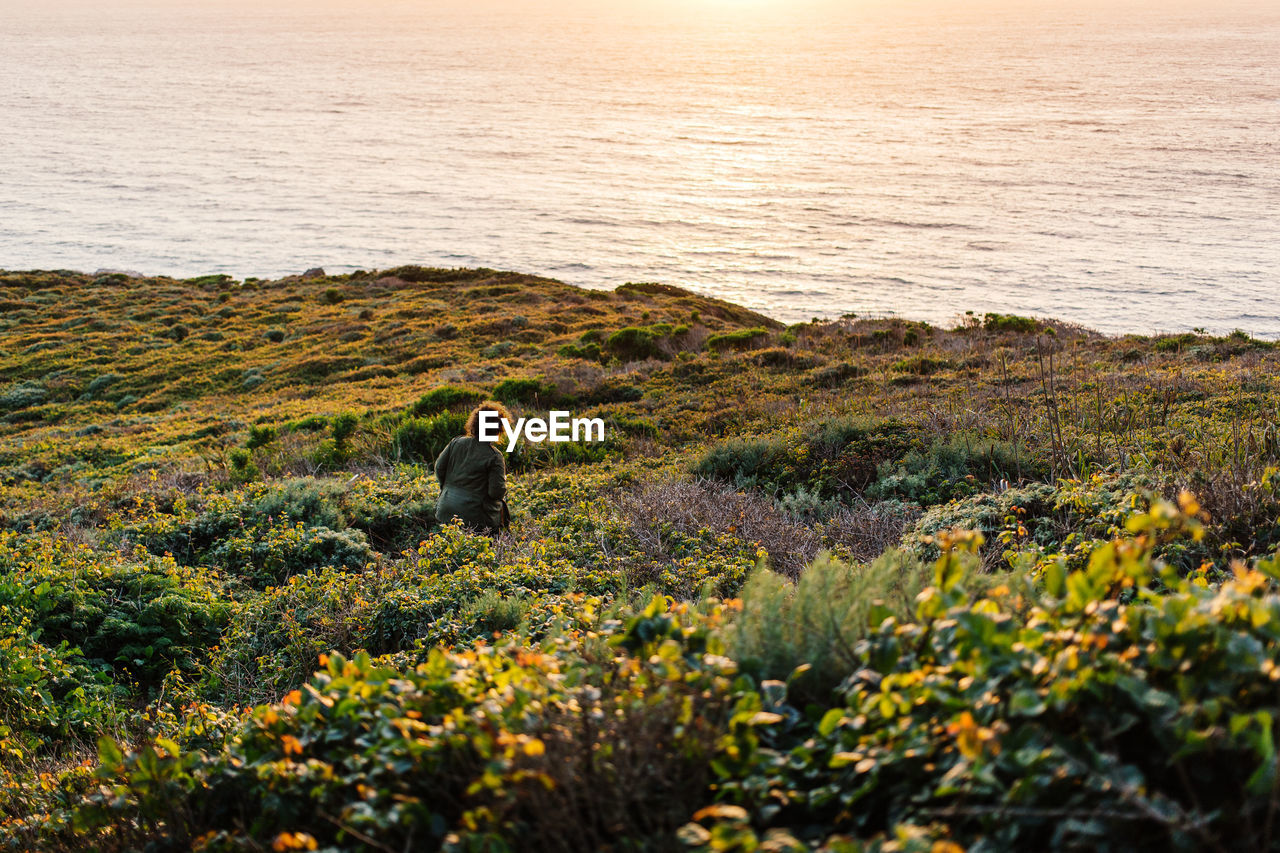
(934, 554, 964, 593)
(818, 708, 845, 737)
(1009, 689, 1046, 717)
(1043, 560, 1065, 598)
(97, 736, 124, 770)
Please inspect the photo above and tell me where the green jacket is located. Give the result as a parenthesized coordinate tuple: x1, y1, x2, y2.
(434, 436, 506, 534)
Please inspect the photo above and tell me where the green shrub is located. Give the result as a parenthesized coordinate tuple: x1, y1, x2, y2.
(127, 476, 437, 571)
(705, 327, 768, 352)
(890, 354, 951, 375)
(1154, 333, 1197, 353)
(809, 362, 868, 388)
(700, 501, 1280, 851)
(508, 433, 614, 471)
(241, 368, 265, 389)
(287, 414, 327, 432)
(207, 523, 373, 588)
(250, 479, 346, 530)
(482, 340, 515, 358)
(410, 385, 484, 416)
(0, 535, 230, 689)
(557, 341, 603, 361)
(616, 281, 696, 297)
(612, 414, 659, 438)
(381, 265, 495, 283)
(751, 347, 814, 368)
(84, 373, 122, 398)
(694, 418, 926, 498)
(245, 424, 276, 450)
(493, 377, 551, 405)
(904, 476, 1172, 573)
(982, 312, 1039, 333)
(393, 411, 467, 463)
(264, 327, 286, 343)
(61, 597, 740, 852)
(0, 632, 122, 765)
(606, 326, 661, 361)
(183, 273, 233, 286)
(729, 551, 930, 703)
(319, 287, 344, 305)
(348, 496, 437, 553)
(693, 436, 791, 492)
(201, 567, 370, 703)
(868, 433, 1040, 506)
(330, 411, 359, 447)
(293, 357, 363, 383)
(585, 380, 643, 404)
(0, 381, 47, 411)
(227, 448, 259, 484)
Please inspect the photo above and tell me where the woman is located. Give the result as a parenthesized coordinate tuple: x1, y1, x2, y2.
(434, 401, 511, 535)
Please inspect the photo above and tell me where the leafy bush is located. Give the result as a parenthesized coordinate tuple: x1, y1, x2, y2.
(983, 312, 1039, 333)
(751, 347, 816, 369)
(287, 414, 328, 432)
(694, 418, 925, 499)
(702, 501, 1280, 852)
(0, 534, 230, 688)
(249, 479, 346, 529)
(584, 379, 643, 404)
(330, 411, 359, 447)
(206, 523, 373, 588)
(615, 478, 813, 582)
(693, 436, 792, 493)
(226, 448, 258, 484)
(506, 433, 614, 472)
(201, 567, 369, 704)
(493, 377, 552, 405)
(64, 598, 742, 852)
(606, 326, 661, 361)
(0, 632, 122, 767)
(124, 476, 438, 571)
(244, 423, 276, 449)
(867, 433, 1040, 506)
(809, 362, 868, 388)
(890, 354, 951, 375)
(0, 381, 47, 412)
(392, 411, 467, 463)
(557, 341, 602, 361)
(409, 385, 484, 416)
(616, 281, 696, 297)
(84, 373, 122, 398)
(705, 327, 769, 352)
(729, 551, 930, 703)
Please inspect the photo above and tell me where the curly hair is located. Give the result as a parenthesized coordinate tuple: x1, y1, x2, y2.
(465, 401, 513, 443)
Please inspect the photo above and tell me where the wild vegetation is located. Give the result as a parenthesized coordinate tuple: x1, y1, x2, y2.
(3, 267, 1280, 850)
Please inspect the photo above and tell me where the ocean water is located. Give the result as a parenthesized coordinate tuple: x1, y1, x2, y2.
(1, 0, 1277, 335)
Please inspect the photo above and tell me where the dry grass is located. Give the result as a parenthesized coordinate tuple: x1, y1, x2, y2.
(615, 477, 820, 577)
(822, 499, 921, 563)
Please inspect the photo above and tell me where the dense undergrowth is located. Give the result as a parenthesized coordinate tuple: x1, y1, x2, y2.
(4, 268, 1280, 849)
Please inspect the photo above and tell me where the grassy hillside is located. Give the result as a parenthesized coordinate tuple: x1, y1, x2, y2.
(4, 267, 1280, 851)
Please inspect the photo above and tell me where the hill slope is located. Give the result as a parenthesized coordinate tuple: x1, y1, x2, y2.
(3, 268, 1280, 851)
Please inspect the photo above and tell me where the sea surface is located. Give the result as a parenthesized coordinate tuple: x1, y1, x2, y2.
(2, 0, 1278, 335)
